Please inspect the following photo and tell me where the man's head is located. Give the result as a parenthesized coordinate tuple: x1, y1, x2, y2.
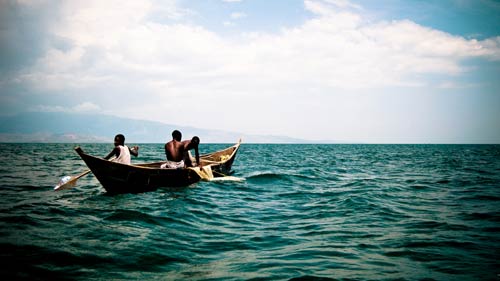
(191, 136, 200, 146)
(172, 130, 182, 141)
(114, 134, 125, 146)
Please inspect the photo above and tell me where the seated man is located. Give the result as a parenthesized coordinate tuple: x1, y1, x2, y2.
(162, 133, 201, 168)
(104, 134, 139, 165)
(162, 130, 184, 168)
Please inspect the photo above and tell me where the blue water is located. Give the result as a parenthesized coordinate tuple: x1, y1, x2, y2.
(0, 143, 499, 280)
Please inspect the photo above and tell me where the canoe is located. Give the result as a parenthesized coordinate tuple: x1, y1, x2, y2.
(74, 140, 241, 194)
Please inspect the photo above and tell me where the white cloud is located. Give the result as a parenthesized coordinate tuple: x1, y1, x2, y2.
(54, 1, 152, 48)
(323, 0, 361, 10)
(305, 0, 361, 16)
(304, 0, 361, 17)
(230, 12, 246, 19)
(31, 102, 101, 113)
(18, 1, 500, 93)
(7, 0, 500, 140)
(22, 2, 497, 77)
(73, 101, 101, 112)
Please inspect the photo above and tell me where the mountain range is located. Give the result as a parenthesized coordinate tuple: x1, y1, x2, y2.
(0, 112, 314, 143)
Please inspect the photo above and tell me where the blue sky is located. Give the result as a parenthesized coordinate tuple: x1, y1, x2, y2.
(1, 0, 499, 143)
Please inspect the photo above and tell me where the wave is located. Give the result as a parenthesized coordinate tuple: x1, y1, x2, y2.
(246, 172, 292, 183)
(245, 171, 319, 184)
(103, 209, 179, 227)
(289, 276, 337, 281)
(2, 143, 500, 280)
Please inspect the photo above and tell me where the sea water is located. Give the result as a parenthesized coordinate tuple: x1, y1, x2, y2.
(0, 143, 499, 280)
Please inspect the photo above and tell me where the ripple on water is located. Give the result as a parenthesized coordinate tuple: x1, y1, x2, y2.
(1, 143, 499, 280)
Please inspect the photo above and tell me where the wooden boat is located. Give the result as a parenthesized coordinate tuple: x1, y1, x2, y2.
(74, 140, 241, 194)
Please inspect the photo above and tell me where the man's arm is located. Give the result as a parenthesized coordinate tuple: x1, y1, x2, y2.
(129, 146, 139, 157)
(182, 149, 192, 167)
(194, 147, 200, 166)
(104, 147, 118, 160)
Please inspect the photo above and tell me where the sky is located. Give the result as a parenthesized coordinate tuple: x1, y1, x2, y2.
(1, 0, 499, 143)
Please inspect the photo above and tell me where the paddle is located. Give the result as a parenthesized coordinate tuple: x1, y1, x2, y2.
(54, 156, 116, 191)
(54, 170, 91, 191)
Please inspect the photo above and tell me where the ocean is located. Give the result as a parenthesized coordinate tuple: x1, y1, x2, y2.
(0, 143, 499, 280)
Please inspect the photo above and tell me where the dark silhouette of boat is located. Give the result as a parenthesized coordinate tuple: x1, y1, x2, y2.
(75, 140, 241, 194)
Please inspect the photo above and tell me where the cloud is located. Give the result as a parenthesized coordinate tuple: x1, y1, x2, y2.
(2, 0, 499, 139)
(0, 0, 56, 73)
(73, 101, 101, 112)
(224, 12, 246, 27)
(18, 0, 497, 91)
(230, 12, 246, 19)
(305, 0, 361, 15)
(323, 0, 362, 10)
(30, 102, 101, 113)
(436, 81, 478, 89)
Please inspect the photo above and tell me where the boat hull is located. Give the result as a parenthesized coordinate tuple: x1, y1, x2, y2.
(75, 141, 240, 194)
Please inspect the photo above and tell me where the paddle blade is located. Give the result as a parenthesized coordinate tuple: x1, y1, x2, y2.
(54, 176, 78, 191)
(53, 170, 91, 191)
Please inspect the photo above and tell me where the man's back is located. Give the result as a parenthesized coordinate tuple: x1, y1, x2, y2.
(165, 140, 184, 162)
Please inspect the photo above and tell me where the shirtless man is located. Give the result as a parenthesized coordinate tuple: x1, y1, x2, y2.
(163, 130, 201, 168)
(165, 130, 182, 161)
(180, 136, 201, 167)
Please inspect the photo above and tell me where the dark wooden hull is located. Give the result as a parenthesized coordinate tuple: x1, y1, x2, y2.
(75, 141, 241, 194)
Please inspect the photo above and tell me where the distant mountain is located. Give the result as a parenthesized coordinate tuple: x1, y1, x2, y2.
(0, 112, 310, 143)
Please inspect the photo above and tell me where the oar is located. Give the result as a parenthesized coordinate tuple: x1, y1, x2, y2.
(54, 156, 115, 191)
(54, 170, 91, 191)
